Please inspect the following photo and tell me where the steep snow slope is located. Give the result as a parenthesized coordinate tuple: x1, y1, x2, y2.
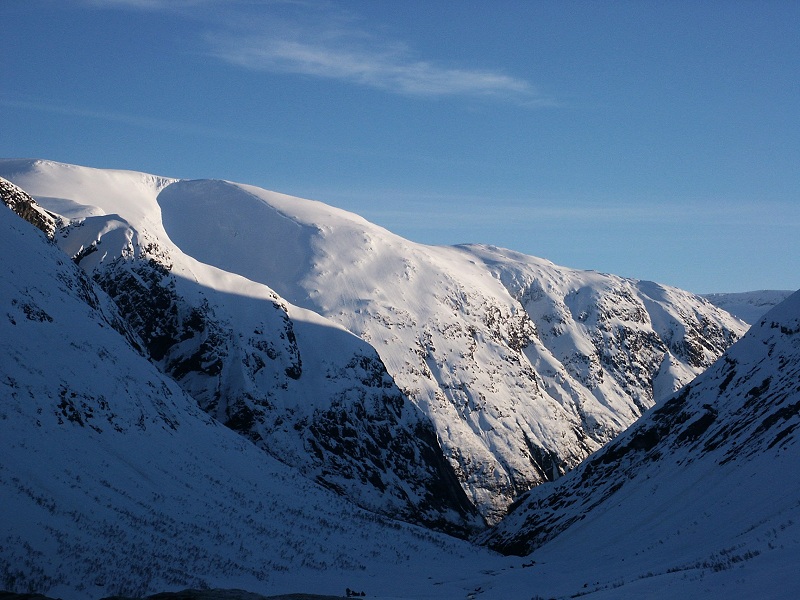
(158, 177, 745, 521)
(2, 166, 795, 600)
(0, 159, 745, 524)
(479, 289, 800, 594)
(704, 289, 793, 324)
(0, 165, 480, 536)
(0, 202, 503, 600)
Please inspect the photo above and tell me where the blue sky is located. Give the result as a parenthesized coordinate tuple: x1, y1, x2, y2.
(2, 0, 798, 293)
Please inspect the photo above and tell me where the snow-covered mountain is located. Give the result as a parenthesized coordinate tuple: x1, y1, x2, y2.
(704, 290, 794, 324)
(479, 288, 800, 594)
(3, 160, 798, 599)
(0, 199, 502, 599)
(0, 159, 746, 524)
(0, 171, 480, 537)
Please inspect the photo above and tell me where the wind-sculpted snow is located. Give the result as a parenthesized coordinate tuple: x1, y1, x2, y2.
(0, 160, 480, 536)
(0, 204, 498, 599)
(0, 159, 745, 525)
(481, 289, 800, 582)
(158, 177, 744, 521)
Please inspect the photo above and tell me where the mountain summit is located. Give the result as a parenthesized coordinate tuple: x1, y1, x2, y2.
(0, 188, 496, 598)
(2, 158, 797, 599)
(0, 159, 745, 525)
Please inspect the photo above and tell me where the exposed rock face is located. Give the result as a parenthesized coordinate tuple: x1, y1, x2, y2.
(1, 176, 59, 238)
(1, 163, 481, 536)
(276, 237, 747, 523)
(480, 290, 800, 556)
(0, 204, 490, 599)
(0, 159, 746, 527)
(85, 238, 483, 536)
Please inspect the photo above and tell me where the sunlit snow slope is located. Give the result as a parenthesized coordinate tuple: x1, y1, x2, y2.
(0, 166, 479, 536)
(0, 198, 500, 600)
(2, 161, 797, 600)
(0, 159, 746, 523)
(480, 290, 800, 596)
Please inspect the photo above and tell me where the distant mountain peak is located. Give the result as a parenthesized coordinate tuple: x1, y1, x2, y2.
(703, 289, 794, 324)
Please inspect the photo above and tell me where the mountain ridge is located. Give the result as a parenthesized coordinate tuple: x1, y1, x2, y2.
(3, 158, 799, 598)
(0, 169, 483, 537)
(703, 289, 794, 324)
(0, 158, 746, 524)
(0, 199, 497, 598)
(480, 289, 800, 581)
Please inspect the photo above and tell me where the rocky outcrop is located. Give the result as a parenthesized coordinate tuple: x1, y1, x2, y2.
(86, 241, 482, 536)
(2, 171, 482, 536)
(0, 160, 746, 529)
(1, 176, 59, 238)
(480, 290, 800, 556)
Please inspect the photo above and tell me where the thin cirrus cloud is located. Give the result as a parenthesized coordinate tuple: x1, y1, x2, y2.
(205, 24, 550, 106)
(83, 0, 212, 7)
(83, 0, 552, 105)
(313, 190, 785, 232)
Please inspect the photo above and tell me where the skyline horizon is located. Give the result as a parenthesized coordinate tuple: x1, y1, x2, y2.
(2, 1, 798, 294)
(3, 152, 798, 296)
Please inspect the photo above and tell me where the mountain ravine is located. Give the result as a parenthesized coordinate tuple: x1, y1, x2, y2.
(0, 159, 747, 525)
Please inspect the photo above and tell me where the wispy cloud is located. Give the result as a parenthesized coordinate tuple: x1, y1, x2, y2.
(84, 0, 550, 106)
(304, 188, 793, 233)
(207, 25, 548, 105)
(82, 0, 212, 9)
